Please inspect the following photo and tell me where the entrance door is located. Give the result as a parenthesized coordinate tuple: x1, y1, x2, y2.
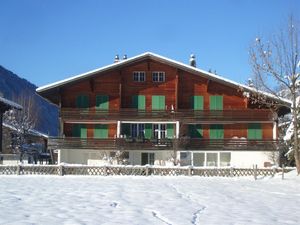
(141, 153, 155, 165)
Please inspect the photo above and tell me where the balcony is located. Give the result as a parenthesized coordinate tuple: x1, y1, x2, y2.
(60, 108, 275, 123)
(48, 137, 280, 151)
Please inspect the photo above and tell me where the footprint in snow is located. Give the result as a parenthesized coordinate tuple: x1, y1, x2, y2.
(110, 202, 118, 208)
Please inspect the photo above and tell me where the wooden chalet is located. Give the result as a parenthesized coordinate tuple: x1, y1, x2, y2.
(37, 52, 291, 167)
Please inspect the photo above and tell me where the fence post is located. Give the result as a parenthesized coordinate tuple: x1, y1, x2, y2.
(281, 164, 285, 180)
(103, 166, 107, 176)
(253, 164, 257, 180)
(230, 167, 234, 177)
(59, 165, 64, 176)
(188, 166, 193, 176)
(145, 166, 149, 176)
(272, 167, 276, 177)
(17, 164, 21, 175)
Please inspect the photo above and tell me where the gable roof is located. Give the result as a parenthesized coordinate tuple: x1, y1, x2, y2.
(36, 52, 292, 106)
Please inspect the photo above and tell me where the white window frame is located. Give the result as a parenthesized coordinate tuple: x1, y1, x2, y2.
(152, 71, 165, 82)
(131, 124, 145, 138)
(179, 151, 231, 167)
(153, 124, 166, 139)
(133, 71, 146, 82)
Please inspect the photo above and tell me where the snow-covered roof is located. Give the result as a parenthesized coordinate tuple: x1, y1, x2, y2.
(36, 52, 291, 105)
(3, 123, 48, 138)
(0, 96, 22, 110)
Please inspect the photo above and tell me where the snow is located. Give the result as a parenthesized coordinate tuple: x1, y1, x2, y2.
(0, 96, 22, 110)
(0, 172, 299, 225)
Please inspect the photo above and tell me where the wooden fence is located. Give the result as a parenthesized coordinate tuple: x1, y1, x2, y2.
(0, 165, 292, 178)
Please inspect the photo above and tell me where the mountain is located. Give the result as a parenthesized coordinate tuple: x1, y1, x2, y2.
(0, 65, 58, 136)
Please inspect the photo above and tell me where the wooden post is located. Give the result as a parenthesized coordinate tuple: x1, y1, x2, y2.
(103, 166, 107, 176)
(230, 167, 234, 177)
(272, 167, 276, 177)
(188, 166, 192, 176)
(145, 166, 149, 176)
(59, 165, 64, 176)
(17, 164, 21, 175)
(253, 164, 257, 180)
(282, 164, 284, 180)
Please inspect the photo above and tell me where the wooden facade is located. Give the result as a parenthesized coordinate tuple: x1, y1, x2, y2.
(37, 52, 290, 166)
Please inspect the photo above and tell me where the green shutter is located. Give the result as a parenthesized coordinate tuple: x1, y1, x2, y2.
(80, 125, 87, 138)
(94, 124, 108, 139)
(72, 124, 87, 138)
(248, 123, 262, 139)
(167, 124, 174, 139)
(122, 123, 131, 137)
(145, 124, 152, 139)
(132, 95, 145, 110)
(191, 96, 204, 110)
(188, 124, 203, 138)
(210, 124, 224, 139)
(96, 95, 109, 110)
(152, 96, 165, 110)
(210, 96, 223, 110)
(76, 95, 89, 108)
(72, 124, 80, 137)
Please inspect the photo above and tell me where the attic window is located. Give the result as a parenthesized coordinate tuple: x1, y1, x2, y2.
(152, 72, 165, 82)
(133, 71, 145, 82)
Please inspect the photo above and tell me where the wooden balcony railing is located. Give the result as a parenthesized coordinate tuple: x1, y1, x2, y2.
(48, 137, 280, 151)
(60, 108, 275, 122)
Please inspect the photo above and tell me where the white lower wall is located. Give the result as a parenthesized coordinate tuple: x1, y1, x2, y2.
(231, 151, 278, 168)
(58, 149, 175, 166)
(58, 149, 278, 168)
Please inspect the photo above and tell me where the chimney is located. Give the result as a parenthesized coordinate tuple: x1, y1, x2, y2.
(189, 54, 196, 67)
(123, 54, 127, 60)
(114, 54, 120, 63)
(248, 78, 254, 87)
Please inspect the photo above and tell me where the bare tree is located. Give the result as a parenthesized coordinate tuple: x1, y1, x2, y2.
(3, 93, 39, 159)
(248, 16, 300, 174)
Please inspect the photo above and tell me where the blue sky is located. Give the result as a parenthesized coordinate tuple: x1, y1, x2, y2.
(0, 0, 299, 87)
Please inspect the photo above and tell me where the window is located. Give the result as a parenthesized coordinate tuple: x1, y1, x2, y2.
(209, 124, 224, 139)
(207, 153, 218, 167)
(153, 124, 166, 139)
(193, 153, 205, 167)
(131, 124, 145, 138)
(133, 71, 145, 82)
(76, 95, 89, 108)
(96, 95, 109, 110)
(94, 124, 108, 139)
(180, 152, 231, 167)
(220, 152, 231, 167)
(188, 124, 203, 138)
(72, 124, 87, 138)
(180, 152, 192, 166)
(132, 95, 145, 110)
(141, 153, 155, 165)
(152, 72, 165, 82)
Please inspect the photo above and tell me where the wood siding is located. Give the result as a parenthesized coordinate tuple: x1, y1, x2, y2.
(59, 58, 275, 140)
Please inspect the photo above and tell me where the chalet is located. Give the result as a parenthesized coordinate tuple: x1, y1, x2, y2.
(37, 52, 291, 168)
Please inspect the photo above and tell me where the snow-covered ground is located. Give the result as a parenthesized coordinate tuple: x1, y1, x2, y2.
(0, 171, 299, 225)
